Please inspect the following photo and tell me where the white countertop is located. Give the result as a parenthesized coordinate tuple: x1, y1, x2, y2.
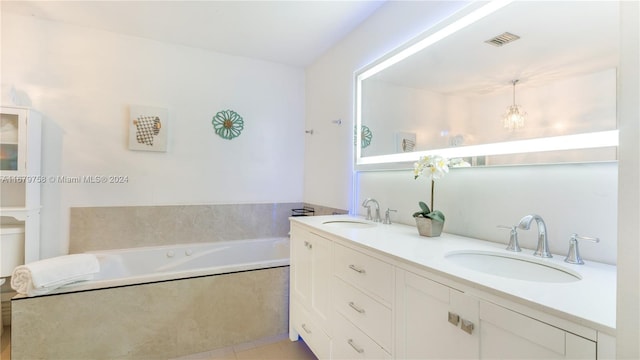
(291, 215, 616, 335)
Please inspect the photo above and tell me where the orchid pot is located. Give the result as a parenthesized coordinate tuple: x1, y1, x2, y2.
(413, 200, 445, 237)
(414, 216, 444, 237)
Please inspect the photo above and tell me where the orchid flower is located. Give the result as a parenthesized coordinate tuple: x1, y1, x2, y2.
(413, 155, 452, 222)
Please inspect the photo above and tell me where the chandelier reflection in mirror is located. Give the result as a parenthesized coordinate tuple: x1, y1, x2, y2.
(503, 79, 526, 130)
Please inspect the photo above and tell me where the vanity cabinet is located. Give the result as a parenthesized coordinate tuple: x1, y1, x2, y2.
(0, 106, 41, 265)
(289, 224, 332, 358)
(289, 219, 606, 360)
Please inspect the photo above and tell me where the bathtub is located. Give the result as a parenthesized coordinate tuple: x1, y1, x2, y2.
(48, 236, 290, 294)
(11, 237, 291, 359)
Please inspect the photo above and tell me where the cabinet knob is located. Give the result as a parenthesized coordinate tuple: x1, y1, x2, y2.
(301, 323, 312, 334)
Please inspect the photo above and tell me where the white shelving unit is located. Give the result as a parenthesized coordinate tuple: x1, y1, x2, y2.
(0, 105, 42, 268)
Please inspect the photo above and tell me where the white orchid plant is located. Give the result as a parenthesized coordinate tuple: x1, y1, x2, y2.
(413, 155, 467, 223)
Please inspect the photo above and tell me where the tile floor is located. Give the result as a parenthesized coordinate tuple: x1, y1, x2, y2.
(1, 327, 316, 360)
(172, 334, 317, 360)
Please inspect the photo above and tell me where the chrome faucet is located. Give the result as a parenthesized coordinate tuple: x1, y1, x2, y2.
(517, 214, 552, 258)
(361, 198, 382, 222)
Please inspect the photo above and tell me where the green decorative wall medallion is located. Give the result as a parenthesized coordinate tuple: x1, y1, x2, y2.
(212, 110, 244, 140)
(361, 125, 373, 149)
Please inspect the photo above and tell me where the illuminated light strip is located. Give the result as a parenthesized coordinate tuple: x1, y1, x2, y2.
(357, 130, 619, 165)
(357, 0, 513, 81)
(355, 0, 513, 162)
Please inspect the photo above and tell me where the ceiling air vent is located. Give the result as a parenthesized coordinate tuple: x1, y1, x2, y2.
(485, 32, 520, 47)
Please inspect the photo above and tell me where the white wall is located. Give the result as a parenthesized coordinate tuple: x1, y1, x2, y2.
(1, 14, 305, 257)
(616, 1, 639, 358)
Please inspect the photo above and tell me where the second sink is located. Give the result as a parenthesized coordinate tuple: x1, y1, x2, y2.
(445, 250, 581, 283)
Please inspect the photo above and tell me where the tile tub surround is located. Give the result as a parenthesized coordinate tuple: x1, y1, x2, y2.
(11, 266, 289, 360)
(302, 203, 348, 216)
(69, 203, 302, 252)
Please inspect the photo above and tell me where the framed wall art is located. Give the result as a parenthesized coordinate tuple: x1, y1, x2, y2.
(128, 105, 168, 152)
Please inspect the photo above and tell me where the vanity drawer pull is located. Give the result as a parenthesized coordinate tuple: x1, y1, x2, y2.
(349, 264, 366, 274)
(348, 339, 365, 354)
(301, 323, 312, 334)
(448, 312, 460, 326)
(461, 319, 475, 335)
(348, 301, 366, 314)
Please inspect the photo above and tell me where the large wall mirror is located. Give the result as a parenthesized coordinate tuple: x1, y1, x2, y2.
(355, 1, 619, 170)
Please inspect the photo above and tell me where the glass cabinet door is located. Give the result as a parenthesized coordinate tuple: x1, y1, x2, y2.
(0, 109, 25, 173)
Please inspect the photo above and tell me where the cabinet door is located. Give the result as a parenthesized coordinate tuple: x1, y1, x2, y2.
(395, 270, 478, 359)
(291, 226, 312, 305)
(479, 301, 596, 359)
(0, 107, 27, 174)
(309, 231, 331, 327)
(290, 226, 332, 329)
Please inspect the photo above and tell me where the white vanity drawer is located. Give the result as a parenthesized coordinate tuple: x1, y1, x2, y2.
(333, 277, 392, 352)
(332, 312, 391, 360)
(333, 243, 393, 303)
(291, 301, 331, 359)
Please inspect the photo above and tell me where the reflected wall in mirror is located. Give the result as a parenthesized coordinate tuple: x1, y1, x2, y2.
(356, 1, 619, 169)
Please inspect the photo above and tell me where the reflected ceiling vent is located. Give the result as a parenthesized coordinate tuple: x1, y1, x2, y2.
(485, 32, 520, 47)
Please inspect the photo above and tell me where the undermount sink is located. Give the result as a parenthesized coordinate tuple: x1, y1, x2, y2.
(445, 250, 581, 283)
(322, 219, 376, 229)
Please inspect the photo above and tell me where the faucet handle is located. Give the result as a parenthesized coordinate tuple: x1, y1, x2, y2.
(564, 233, 599, 265)
(498, 225, 521, 252)
(383, 209, 397, 224)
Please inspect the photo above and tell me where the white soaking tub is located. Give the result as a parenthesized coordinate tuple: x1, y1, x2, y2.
(65, 237, 290, 293)
(11, 237, 291, 359)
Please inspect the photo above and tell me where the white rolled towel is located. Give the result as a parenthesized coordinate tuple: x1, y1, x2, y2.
(11, 254, 100, 296)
